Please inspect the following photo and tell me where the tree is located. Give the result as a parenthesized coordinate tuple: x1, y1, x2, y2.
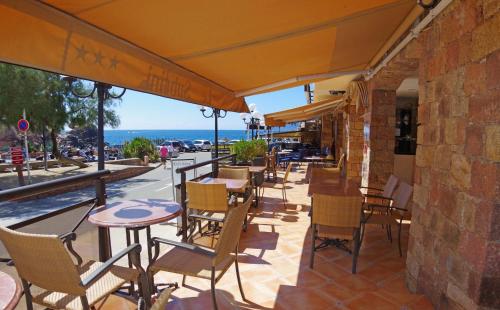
(0, 63, 121, 166)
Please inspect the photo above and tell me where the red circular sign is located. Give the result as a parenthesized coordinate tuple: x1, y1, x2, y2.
(17, 119, 29, 132)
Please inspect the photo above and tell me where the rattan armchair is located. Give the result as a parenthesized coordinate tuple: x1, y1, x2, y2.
(360, 174, 399, 206)
(149, 194, 254, 310)
(266, 148, 277, 181)
(0, 227, 150, 310)
(186, 181, 236, 239)
(361, 181, 413, 257)
(310, 194, 363, 273)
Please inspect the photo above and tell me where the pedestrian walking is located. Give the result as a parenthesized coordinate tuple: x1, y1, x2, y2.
(160, 145, 168, 169)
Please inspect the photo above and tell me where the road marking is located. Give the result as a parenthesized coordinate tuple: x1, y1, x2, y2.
(155, 184, 172, 192)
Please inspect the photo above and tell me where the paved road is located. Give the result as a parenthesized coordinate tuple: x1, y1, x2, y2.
(0, 152, 212, 227)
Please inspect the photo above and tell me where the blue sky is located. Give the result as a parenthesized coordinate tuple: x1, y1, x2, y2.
(108, 86, 306, 130)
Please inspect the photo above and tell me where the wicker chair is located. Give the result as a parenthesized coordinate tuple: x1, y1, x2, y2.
(281, 163, 293, 207)
(361, 181, 413, 257)
(186, 181, 236, 238)
(149, 194, 254, 310)
(0, 227, 150, 310)
(310, 194, 363, 273)
(218, 167, 249, 181)
(266, 150, 277, 181)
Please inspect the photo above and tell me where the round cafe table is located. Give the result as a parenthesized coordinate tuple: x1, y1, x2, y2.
(88, 199, 182, 293)
(88, 199, 182, 264)
(0, 271, 22, 310)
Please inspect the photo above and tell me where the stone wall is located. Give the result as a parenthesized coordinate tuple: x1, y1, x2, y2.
(403, 0, 500, 308)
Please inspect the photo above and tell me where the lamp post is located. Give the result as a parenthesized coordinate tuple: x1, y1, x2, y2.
(240, 104, 262, 140)
(200, 107, 227, 158)
(62, 77, 125, 263)
(62, 77, 126, 171)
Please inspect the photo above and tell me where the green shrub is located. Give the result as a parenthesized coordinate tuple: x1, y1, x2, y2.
(123, 137, 159, 162)
(230, 139, 267, 162)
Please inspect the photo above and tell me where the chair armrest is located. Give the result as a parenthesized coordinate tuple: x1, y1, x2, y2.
(81, 243, 141, 287)
(59, 232, 83, 265)
(151, 237, 215, 257)
(188, 213, 225, 223)
(363, 194, 393, 201)
(58, 232, 77, 243)
(359, 186, 383, 192)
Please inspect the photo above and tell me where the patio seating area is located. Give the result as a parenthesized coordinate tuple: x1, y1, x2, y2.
(12, 163, 441, 309)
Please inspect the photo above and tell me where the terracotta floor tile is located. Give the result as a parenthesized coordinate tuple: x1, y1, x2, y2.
(276, 286, 335, 310)
(334, 274, 377, 292)
(310, 261, 352, 280)
(287, 269, 329, 288)
(378, 275, 423, 305)
(345, 292, 399, 310)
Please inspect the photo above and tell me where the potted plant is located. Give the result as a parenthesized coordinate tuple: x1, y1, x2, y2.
(230, 139, 267, 165)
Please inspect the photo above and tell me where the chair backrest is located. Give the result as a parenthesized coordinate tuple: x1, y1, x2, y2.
(213, 194, 254, 265)
(392, 182, 413, 214)
(312, 194, 362, 228)
(283, 163, 293, 184)
(218, 167, 249, 181)
(0, 226, 85, 296)
(186, 181, 229, 212)
(310, 167, 341, 184)
(382, 174, 399, 198)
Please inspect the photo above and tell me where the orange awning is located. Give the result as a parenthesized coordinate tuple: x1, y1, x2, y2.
(265, 98, 343, 126)
(0, 0, 421, 111)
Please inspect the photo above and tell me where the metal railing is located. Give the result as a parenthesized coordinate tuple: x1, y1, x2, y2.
(175, 154, 236, 241)
(0, 170, 112, 261)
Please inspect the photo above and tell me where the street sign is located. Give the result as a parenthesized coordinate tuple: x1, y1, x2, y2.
(17, 118, 29, 132)
(10, 147, 23, 165)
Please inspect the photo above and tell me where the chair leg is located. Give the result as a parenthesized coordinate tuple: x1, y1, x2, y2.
(22, 279, 33, 310)
(359, 223, 366, 248)
(398, 222, 403, 257)
(309, 224, 316, 268)
(386, 224, 392, 242)
(235, 253, 246, 301)
(352, 228, 361, 274)
(182, 275, 187, 286)
(282, 187, 286, 207)
(80, 296, 90, 310)
(211, 267, 218, 310)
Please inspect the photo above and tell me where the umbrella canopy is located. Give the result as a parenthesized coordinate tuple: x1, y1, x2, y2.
(0, 0, 421, 112)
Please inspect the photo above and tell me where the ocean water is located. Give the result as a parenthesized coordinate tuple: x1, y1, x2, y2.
(104, 129, 248, 145)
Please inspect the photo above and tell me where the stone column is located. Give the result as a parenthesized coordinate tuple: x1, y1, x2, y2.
(346, 103, 364, 181)
(367, 89, 396, 188)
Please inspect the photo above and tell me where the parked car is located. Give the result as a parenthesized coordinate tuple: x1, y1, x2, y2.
(157, 141, 179, 158)
(180, 140, 197, 152)
(193, 139, 212, 151)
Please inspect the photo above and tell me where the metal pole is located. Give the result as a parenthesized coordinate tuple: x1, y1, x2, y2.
(23, 109, 31, 184)
(96, 84, 105, 171)
(214, 110, 219, 158)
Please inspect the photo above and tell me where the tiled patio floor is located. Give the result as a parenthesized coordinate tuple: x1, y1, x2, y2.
(5, 164, 433, 309)
(148, 164, 433, 309)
